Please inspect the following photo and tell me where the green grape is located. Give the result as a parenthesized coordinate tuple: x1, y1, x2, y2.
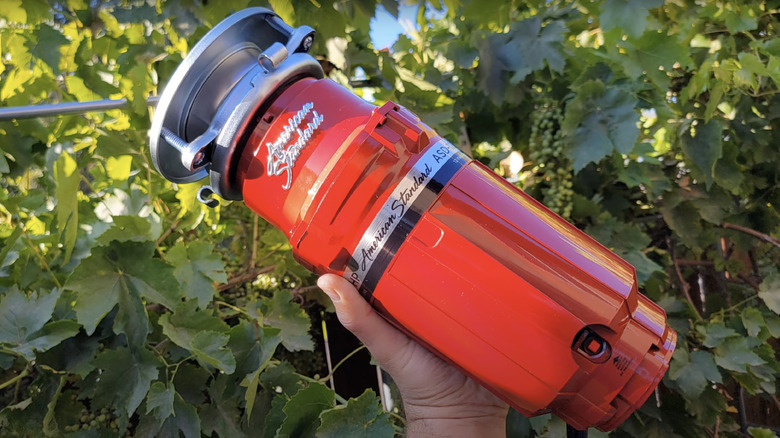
(527, 101, 574, 219)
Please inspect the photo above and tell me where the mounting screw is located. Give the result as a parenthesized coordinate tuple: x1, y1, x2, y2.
(301, 34, 314, 52)
(160, 126, 213, 171)
(193, 151, 206, 168)
(197, 186, 219, 208)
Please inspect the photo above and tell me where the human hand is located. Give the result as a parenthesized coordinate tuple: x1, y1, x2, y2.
(317, 274, 509, 437)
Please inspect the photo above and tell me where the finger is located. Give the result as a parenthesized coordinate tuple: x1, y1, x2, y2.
(317, 274, 413, 374)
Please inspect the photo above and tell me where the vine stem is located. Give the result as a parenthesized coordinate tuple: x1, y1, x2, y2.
(738, 274, 761, 292)
(668, 238, 704, 321)
(318, 345, 367, 385)
(214, 300, 251, 317)
(216, 265, 276, 292)
(156, 218, 181, 246)
(43, 374, 66, 435)
(675, 259, 715, 266)
(0, 367, 30, 391)
(388, 410, 406, 425)
(169, 355, 194, 383)
(298, 374, 349, 404)
(723, 295, 759, 314)
(714, 415, 720, 438)
(721, 222, 780, 249)
(21, 228, 62, 289)
(0, 346, 18, 357)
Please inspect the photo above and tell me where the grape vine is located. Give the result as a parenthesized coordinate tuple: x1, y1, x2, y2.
(526, 101, 574, 219)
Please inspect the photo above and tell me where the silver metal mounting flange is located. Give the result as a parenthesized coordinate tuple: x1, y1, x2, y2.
(149, 8, 324, 201)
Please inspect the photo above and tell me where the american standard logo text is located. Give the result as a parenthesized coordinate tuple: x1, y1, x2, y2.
(345, 141, 461, 293)
(266, 102, 324, 190)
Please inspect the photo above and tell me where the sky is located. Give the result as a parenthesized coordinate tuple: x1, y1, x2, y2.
(369, 3, 420, 50)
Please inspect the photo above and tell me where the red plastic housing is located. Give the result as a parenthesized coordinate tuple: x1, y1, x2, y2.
(236, 77, 676, 431)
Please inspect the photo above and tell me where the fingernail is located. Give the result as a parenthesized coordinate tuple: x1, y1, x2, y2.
(321, 286, 342, 303)
(317, 277, 342, 302)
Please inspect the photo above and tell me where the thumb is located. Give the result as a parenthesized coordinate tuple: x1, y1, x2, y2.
(317, 274, 412, 374)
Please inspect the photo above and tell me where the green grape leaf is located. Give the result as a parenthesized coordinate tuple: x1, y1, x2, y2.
(233, 322, 282, 420)
(145, 381, 175, 422)
(263, 394, 288, 438)
(736, 52, 768, 92)
(0, 67, 36, 102)
(263, 290, 314, 352)
(0, 287, 61, 345)
(105, 155, 133, 182)
(563, 80, 639, 172)
(201, 0, 251, 24)
(54, 151, 79, 264)
(159, 301, 235, 373)
(700, 321, 739, 348)
(529, 413, 552, 434)
(261, 361, 303, 397)
(162, 393, 201, 438)
(190, 331, 236, 373)
(96, 215, 158, 245)
(166, 241, 226, 309)
(0, 288, 79, 360)
(0, 153, 9, 174)
(619, 30, 694, 90)
(200, 375, 243, 438)
(158, 301, 229, 343)
(91, 347, 159, 417)
(658, 198, 703, 247)
(462, 0, 513, 27)
(0, 352, 15, 370)
(277, 383, 335, 438)
(269, 0, 295, 24)
(498, 17, 566, 83)
(766, 55, 780, 88)
(759, 272, 780, 315)
(173, 182, 221, 229)
(16, 320, 81, 360)
(229, 321, 276, 379)
(21, 0, 51, 23)
(475, 31, 508, 104)
(617, 161, 671, 198)
(65, 75, 97, 102)
(0, 0, 26, 22)
(723, 8, 758, 33)
(26, 23, 68, 74)
(126, 63, 151, 116)
(317, 389, 394, 438)
(622, 251, 663, 286)
(741, 307, 766, 338)
(680, 119, 723, 190)
(669, 348, 722, 399)
(295, 2, 347, 45)
(749, 427, 778, 438)
(66, 241, 181, 348)
(599, 0, 663, 38)
(764, 314, 780, 338)
(714, 142, 745, 194)
(714, 337, 766, 372)
(585, 217, 661, 284)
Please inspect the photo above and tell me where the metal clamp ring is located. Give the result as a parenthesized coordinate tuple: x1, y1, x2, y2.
(149, 8, 323, 201)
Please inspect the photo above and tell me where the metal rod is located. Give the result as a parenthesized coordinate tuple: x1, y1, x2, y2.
(0, 95, 160, 121)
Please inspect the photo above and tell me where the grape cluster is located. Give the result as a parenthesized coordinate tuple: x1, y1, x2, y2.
(527, 102, 574, 219)
(63, 407, 126, 435)
(222, 282, 264, 302)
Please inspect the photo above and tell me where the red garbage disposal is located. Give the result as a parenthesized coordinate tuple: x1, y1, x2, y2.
(149, 8, 675, 431)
